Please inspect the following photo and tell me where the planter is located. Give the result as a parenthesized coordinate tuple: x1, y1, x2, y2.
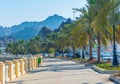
(91, 65, 118, 74)
(85, 63, 118, 74)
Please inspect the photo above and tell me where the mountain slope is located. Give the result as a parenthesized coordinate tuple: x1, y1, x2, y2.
(0, 26, 11, 37)
(54, 18, 72, 33)
(38, 27, 53, 38)
(41, 14, 66, 30)
(0, 14, 67, 40)
(10, 27, 39, 40)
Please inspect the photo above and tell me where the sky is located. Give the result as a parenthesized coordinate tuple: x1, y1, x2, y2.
(0, 0, 87, 27)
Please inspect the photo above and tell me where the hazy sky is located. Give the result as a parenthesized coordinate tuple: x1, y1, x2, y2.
(0, 0, 87, 27)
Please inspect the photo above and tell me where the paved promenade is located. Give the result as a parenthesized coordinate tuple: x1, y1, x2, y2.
(7, 58, 115, 84)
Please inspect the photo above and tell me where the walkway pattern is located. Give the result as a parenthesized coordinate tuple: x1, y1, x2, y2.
(7, 58, 115, 84)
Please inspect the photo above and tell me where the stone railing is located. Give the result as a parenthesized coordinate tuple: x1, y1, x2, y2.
(0, 54, 43, 84)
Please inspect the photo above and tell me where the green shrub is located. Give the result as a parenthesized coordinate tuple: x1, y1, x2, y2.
(95, 62, 120, 70)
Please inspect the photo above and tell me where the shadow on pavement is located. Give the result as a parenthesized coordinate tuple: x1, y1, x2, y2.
(43, 58, 65, 63)
(41, 63, 77, 68)
(7, 80, 23, 84)
(29, 59, 89, 74)
(6, 58, 115, 84)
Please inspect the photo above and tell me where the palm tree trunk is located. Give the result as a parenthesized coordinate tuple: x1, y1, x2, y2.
(73, 47, 76, 58)
(62, 49, 64, 58)
(82, 49, 84, 59)
(89, 36, 93, 60)
(54, 49, 57, 57)
(82, 46, 85, 59)
(97, 32, 101, 62)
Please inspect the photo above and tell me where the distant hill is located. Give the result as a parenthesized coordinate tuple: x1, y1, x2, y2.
(0, 36, 15, 47)
(0, 26, 11, 37)
(54, 18, 72, 33)
(38, 18, 73, 39)
(38, 27, 53, 38)
(0, 14, 67, 41)
(10, 27, 39, 40)
(40, 14, 66, 30)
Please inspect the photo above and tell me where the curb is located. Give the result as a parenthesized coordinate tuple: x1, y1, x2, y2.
(91, 65, 118, 74)
(71, 59, 88, 64)
(85, 63, 118, 74)
(110, 74, 120, 84)
(71, 59, 81, 64)
(60, 58, 119, 74)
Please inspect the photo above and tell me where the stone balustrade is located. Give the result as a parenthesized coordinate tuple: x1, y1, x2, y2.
(0, 54, 43, 84)
(5, 61, 13, 81)
(13, 60, 20, 78)
(0, 62, 5, 84)
(12, 64, 16, 80)
(5, 65, 9, 82)
(18, 59, 24, 75)
(23, 58, 28, 72)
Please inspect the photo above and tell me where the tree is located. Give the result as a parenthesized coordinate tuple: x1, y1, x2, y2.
(91, 0, 120, 62)
(18, 40, 26, 54)
(72, 0, 97, 60)
(27, 36, 41, 54)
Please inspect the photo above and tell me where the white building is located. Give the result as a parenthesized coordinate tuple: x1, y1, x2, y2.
(0, 46, 6, 55)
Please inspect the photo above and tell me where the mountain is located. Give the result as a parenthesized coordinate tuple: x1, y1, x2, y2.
(10, 21, 40, 35)
(0, 14, 67, 40)
(38, 27, 53, 38)
(0, 36, 15, 47)
(54, 18, 72, 33)
(10, 27, 39, 40)
(0, 26, 11, 37)
(40, 14, 66, 30)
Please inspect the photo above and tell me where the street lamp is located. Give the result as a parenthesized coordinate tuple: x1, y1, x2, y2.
(112, 2, 118, 66)
(73, 11, 80, 20)
(112, 25, 118, 66)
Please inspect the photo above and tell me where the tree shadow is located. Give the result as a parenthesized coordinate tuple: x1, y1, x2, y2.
(6, 80, 23, 84)
(29, 62, 89, 74)
(44, 59, 65, 63)
(6, 58, 115, 84)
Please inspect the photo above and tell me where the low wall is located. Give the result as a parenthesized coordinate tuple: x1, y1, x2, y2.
(0, 62, 5, 84)
(91, 65, 118, 74)
(0, 54, 43, 84)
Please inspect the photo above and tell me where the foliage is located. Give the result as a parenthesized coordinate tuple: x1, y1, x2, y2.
(72, 0, 120, 62)
(6, 0, 120, 61)
(95, 62, 120, 70)
(74, 58, 88, 63)
(6, 36, 42, 55)
(49, 48, 55, 54)
(0, 50, 2, 54)
(6, 32, 59, 55)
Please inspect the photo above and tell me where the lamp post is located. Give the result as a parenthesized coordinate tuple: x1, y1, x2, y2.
(112, 2, 118, 66)
(73, 11, 76, 20)
(112, 25, 118, 66)
(73, 11, 80, 20)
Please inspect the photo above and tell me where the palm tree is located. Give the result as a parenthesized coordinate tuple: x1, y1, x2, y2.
(6, 42, 14, 55)
(72, 0, 120, 62)
(27, 37, 41, 54)
(17, 40, 26, 54)
(47, 33, 60, 57)
(91, 0, 120, 62)
(72, 0, 97, 60)
(56, 34, 67, 57)
(57, 23, 81, 58)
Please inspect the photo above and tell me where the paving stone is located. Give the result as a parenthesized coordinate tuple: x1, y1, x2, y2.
(6, 58, 115, 84)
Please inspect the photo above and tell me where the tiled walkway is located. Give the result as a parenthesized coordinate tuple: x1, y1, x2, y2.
(7, 58, 115, 84)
